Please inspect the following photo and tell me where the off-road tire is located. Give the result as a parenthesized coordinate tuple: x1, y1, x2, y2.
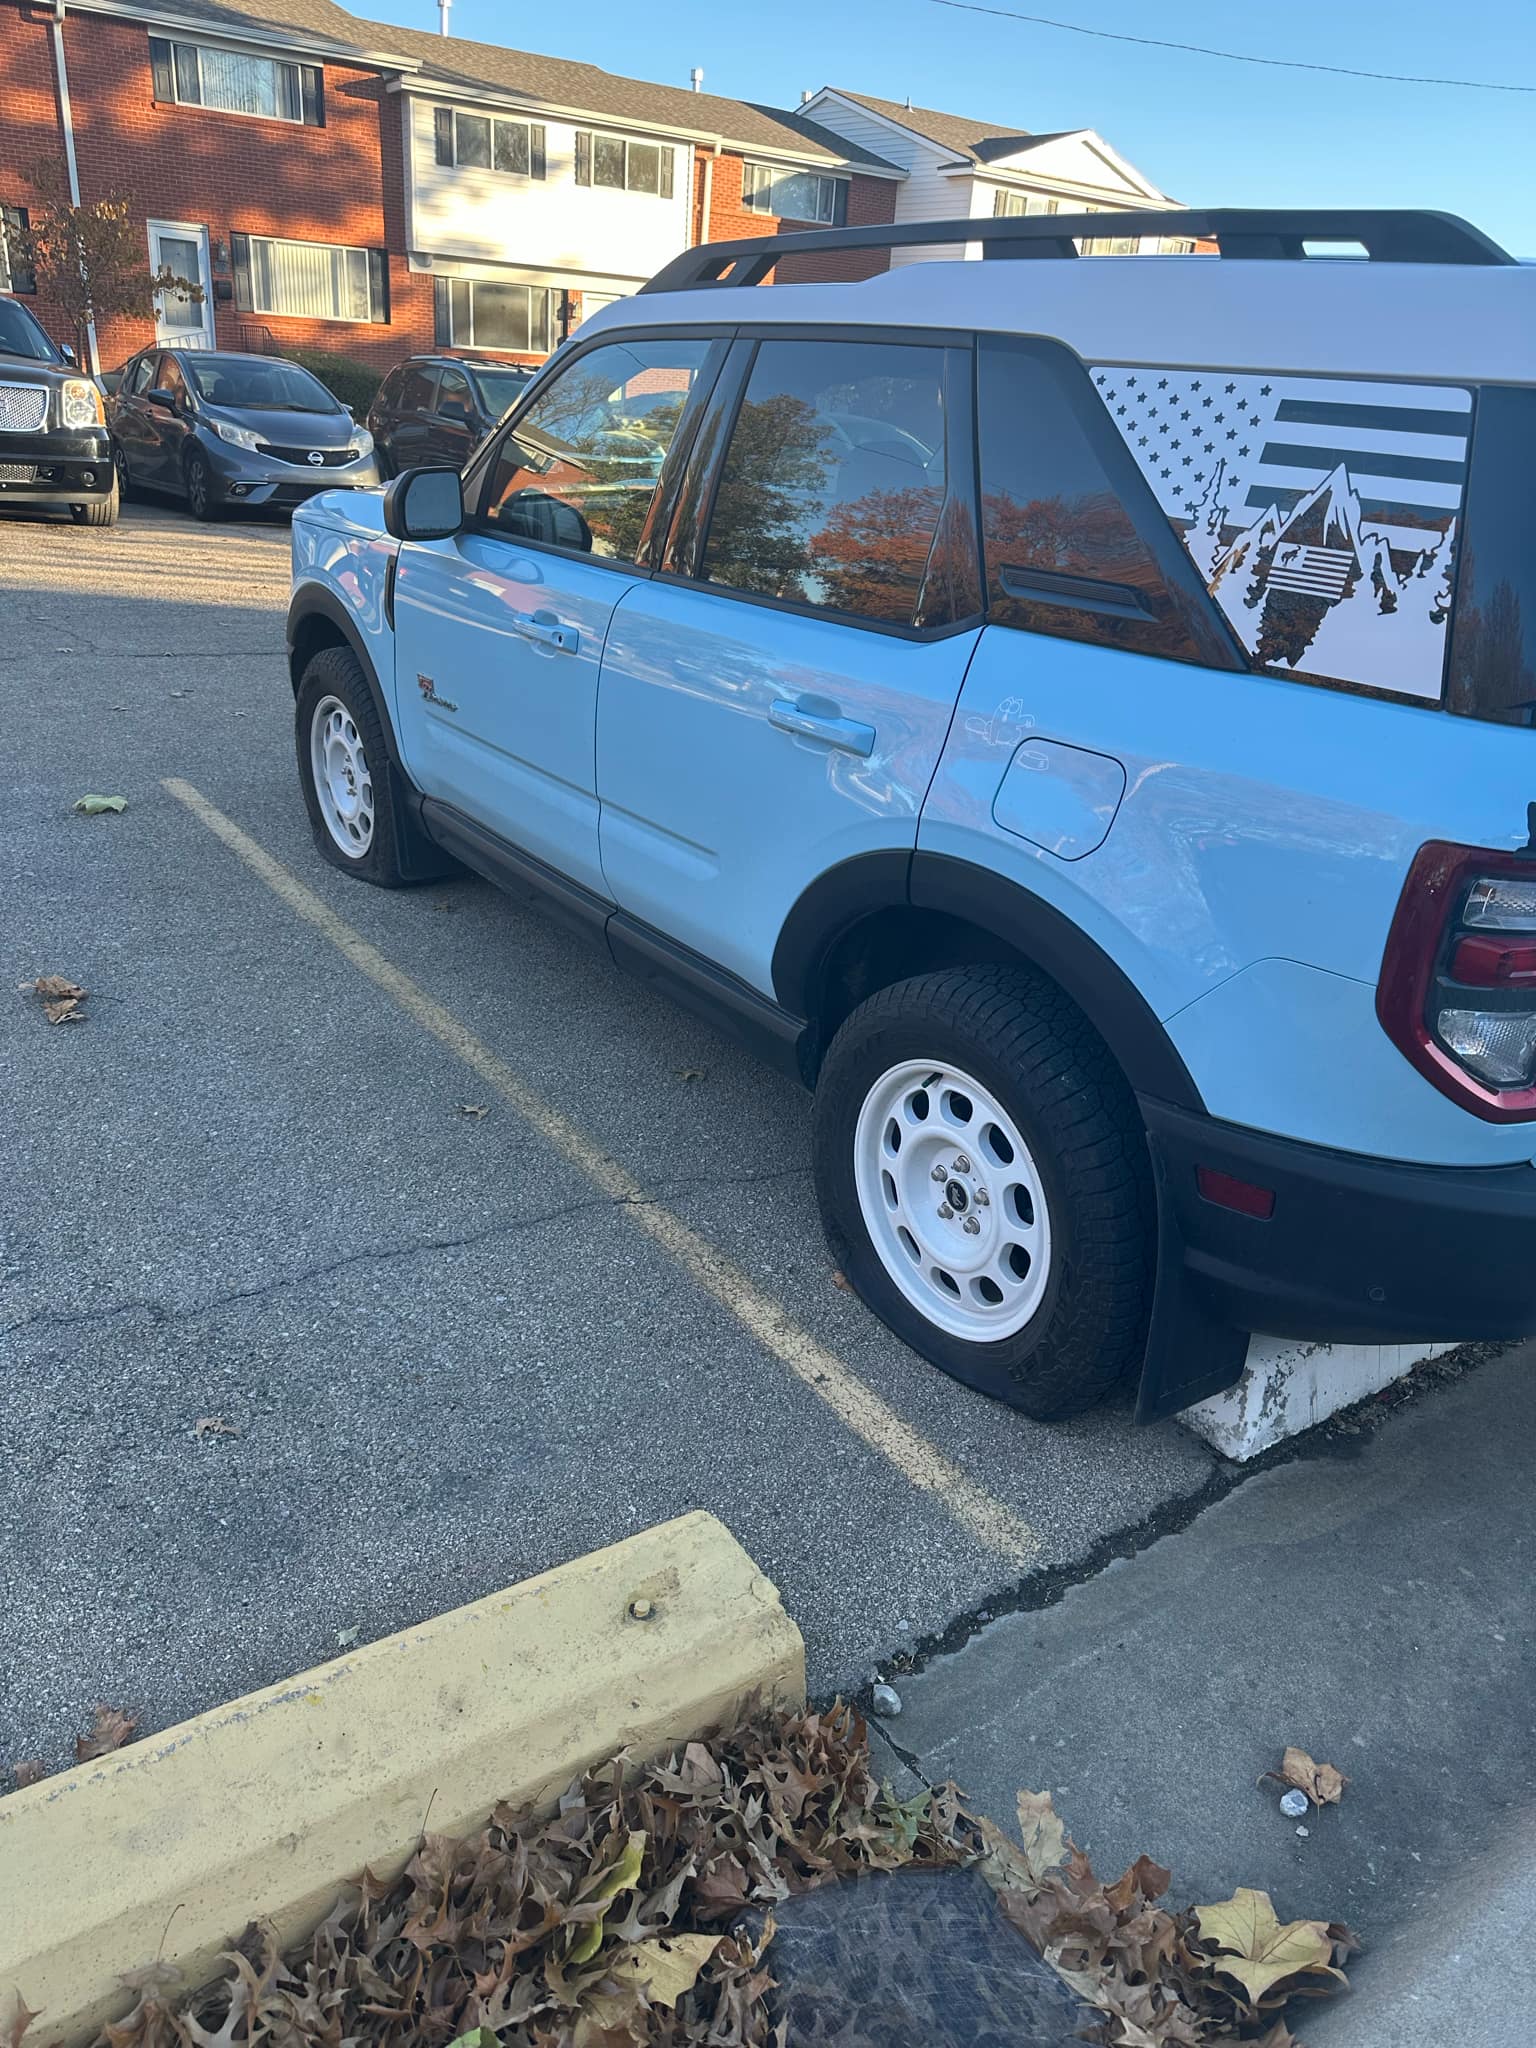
(295, 645, 416, 886)
(812, 966, 1154, 1419)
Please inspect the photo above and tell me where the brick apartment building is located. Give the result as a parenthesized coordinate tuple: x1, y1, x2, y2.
(0, 0, 1171, 378)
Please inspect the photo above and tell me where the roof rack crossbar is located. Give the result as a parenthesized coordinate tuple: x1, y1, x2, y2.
(640, 208, 1514, 293)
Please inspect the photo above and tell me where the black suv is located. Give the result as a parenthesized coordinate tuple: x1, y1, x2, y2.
(366, 354, 534, 476)
(0, 294, 116, 526)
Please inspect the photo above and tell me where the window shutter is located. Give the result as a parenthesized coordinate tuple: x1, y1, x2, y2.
(230, 232, 252, 311)
(530, 123, 547, 180)
(434, 107, 454, 165)
(300, 64, 324, 126)
(831, 179, 848, 226)
(574, 131, 591, 185)
(367, 248, 389, 324)
(433, 275, 451, 345)
(1, 206, 36, 293)
(659, 148, 674, 200)
(148, 36, 176, 101)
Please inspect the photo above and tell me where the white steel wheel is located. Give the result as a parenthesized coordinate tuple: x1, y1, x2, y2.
(853, 1058, 1053, 1343)
(309, 694, 375, 858)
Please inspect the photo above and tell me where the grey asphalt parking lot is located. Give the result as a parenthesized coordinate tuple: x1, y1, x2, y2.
(1, 499, 1265, 1767)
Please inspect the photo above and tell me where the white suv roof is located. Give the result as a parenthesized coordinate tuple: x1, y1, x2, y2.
(586, 208, 1534, 388)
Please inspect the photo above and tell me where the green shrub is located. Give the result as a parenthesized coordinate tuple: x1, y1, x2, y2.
(281, 348, 384, 414)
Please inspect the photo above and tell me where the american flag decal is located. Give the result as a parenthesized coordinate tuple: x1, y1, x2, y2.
(1090, 366, 1472, 703)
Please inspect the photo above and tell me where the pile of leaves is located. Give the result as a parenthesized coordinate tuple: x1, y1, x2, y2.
(21, 1706, 1352, 2048)
(84, 1706, 969, 2048)
(982, 1792, 1357, 2047)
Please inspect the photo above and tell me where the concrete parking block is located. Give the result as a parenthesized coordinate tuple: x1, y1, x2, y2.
(0, 1511, 803, 2048)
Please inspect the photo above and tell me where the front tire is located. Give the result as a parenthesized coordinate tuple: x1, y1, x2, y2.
(812, 967, 1154, 1419)
(295, 646, 410, 886)
(185, 449, 219, 521)
(70, 476, 119, 527)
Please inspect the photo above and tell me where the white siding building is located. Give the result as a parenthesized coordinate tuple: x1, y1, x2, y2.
(800, 89, 1185, 262)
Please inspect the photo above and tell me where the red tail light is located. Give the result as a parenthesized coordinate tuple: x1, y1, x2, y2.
(1378, 842, 1536, 1123)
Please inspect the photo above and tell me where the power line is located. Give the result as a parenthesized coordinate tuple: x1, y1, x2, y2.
(929, 0, 1536, 93)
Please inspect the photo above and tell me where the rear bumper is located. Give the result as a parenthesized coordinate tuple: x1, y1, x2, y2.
(0, 427, 113, 505)
(1136, 1099, 1536, 1420)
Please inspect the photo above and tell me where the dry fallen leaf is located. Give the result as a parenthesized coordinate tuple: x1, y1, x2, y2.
(456, 1103, 489, 1119)
(611, 1931, 721, 2008)
(831, 1270, 853, 1292)
(676, 1066, 706, 1082)
(194, 1416, 239, 1440)
(73, 794, 127, 815)
(1269, 1746, 1349, 1809)
(1194, 1888, 1339, 2004)
(21, 975, 87, 1025)
(1015, 1788, 1068, 1881)
(11, 1759, 47, 1790)
(75, 1703, 138, 1763)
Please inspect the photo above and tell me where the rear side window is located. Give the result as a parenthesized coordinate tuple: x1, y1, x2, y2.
(977, 339, 1238, 669)
(1092, 362, 1471, 704)
(700, 338, 950, 627)
(397, 365, 437, 412)
(1447, 385, 1536, 729)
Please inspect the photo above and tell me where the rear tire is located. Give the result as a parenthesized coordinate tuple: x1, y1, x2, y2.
(812, 966, 1154, 1419)
(70, 477, 119, 527)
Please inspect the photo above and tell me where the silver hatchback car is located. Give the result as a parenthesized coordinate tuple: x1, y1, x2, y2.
(108, 349, 379, 519)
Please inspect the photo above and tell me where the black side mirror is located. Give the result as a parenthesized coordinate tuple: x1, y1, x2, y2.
(59, 342, 77, 364)
(147, 386, 179, 412)
(382, 465, 464, 541)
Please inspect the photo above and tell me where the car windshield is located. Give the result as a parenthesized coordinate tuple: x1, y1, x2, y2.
(0, 296, 61, 364)
(186, 358, 337, 413)
(468, 366, 533, 419)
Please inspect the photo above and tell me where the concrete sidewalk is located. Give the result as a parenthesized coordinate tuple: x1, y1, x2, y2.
(877, 1341, 1536, 2044)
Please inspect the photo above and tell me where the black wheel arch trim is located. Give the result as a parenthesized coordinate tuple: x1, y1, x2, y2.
(773, 848, 1205, 1114)
(286, 583, 406, 774)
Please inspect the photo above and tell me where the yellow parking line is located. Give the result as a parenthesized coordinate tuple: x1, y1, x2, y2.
(163, 777, 1042, 1568)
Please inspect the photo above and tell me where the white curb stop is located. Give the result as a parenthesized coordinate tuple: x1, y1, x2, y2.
(1180, 1335, 1461, 1460)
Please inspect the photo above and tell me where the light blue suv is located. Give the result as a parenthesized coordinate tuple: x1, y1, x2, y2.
(286, 208, 1536, 1422)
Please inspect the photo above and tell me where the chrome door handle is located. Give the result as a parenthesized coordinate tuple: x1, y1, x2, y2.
(769, 699, 876, 758)
(513, 614, 580, 654)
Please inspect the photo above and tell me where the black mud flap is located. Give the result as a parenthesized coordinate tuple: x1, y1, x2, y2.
(1134, 1132, 1250, 1423)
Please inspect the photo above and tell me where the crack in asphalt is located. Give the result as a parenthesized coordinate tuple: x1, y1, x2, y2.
(0, 1163, 811, 1344)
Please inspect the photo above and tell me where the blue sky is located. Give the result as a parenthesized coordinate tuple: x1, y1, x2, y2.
(363, 0, 1535, 255)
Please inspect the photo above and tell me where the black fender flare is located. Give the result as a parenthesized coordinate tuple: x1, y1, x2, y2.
(772, 848, 1205, 1114)
(286, 582, 407, 775)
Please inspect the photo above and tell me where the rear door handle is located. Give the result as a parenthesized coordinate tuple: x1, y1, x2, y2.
(769, 699, 876, 758)
(513, 613, 580, 655)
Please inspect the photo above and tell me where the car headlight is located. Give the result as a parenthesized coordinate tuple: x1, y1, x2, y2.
(348, 427, 374, 459)
(60, 379, 104, 429)
(209, 417, 262, 451)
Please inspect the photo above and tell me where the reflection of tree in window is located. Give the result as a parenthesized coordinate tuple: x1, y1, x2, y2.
(483, 342, 705, 560)
(703, 343, 948, 625)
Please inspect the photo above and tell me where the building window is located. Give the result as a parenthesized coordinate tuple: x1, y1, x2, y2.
(992, 192, 1059, 218)
(740, 163, 848, 225)
(432, 107, 546, 179)
(231, 234, 387, 323)
(0, 204, 35, 293)
(149, 36, 322, 125)
(574, 133, 676, 198)
(434, 276, 556, 354)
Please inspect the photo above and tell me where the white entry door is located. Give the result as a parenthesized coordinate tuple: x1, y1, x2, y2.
(148, 220, 216, 349)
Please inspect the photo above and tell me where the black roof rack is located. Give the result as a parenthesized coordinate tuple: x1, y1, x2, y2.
(641, 208, 1514, 294)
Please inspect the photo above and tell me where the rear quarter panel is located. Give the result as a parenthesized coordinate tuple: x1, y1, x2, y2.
(920, 625, 1536, 1166)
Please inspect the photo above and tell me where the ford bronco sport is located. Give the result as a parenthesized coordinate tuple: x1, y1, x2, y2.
(284, 208, 1536, 1422)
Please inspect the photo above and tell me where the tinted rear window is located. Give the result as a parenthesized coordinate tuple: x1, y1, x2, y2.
(1447, 385, 1536, 729)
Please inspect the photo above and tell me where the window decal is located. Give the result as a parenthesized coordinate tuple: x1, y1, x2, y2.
(1091, 367, 1471, 701)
